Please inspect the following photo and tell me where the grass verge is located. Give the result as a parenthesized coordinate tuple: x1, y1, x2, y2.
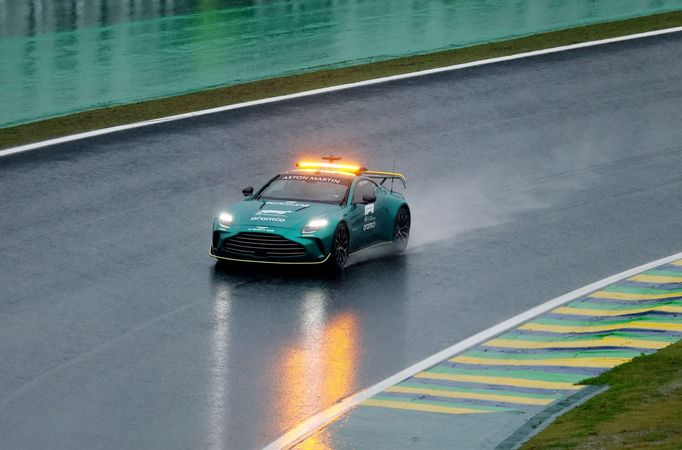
(522, 339, 682, 449)
(2, 10, 681, 150)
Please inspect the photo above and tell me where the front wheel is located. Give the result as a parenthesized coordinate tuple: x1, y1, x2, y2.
(325, 223, 350, 273)
(392, 206, 410, 252)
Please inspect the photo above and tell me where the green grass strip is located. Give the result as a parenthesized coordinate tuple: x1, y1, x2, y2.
(1, 10, 681, 150)
(397, 382, 561, 400)
(370, 395, 516, 412)
(428, 366, 585, 383)
(461, 349, 644, 360)
(522, 339, 682, 449)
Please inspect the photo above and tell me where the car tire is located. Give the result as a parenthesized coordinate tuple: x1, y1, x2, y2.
(392, 206, 410, 252)
(324, 222, 350, 273)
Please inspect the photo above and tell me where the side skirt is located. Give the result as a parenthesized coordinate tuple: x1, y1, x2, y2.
(349, 240, 393, 256)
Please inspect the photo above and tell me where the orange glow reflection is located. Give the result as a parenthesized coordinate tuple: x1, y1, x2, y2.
(294, 432, 332, 450)
(275, 307, 359, 450)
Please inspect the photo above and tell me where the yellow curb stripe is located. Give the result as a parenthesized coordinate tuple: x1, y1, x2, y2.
(385, 385, 555, 406)
(362, 399, 491, 415)
(553, 305, 682, 317)
(590, 291, 682, 301)
(520, 321, 682, 334)
(413, 372, 582, 390)
(451, 355, 631, 368)
(630, 274, 682, 283)
(484, 337, 669, 350)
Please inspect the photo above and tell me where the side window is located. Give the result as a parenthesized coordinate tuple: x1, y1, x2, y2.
(352, 179, 377, 203)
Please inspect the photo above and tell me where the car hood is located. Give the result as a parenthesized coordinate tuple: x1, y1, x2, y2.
(231, 199, 342, 230)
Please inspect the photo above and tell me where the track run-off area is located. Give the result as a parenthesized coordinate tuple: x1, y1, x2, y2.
(1, 32, 682, 449)
(3, 0, 680, 127)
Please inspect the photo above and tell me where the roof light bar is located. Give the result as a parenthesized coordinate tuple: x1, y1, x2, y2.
(296, 161, 362, 173)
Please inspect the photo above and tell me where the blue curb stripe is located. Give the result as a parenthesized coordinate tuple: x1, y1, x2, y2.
(541, 312, 682, 321)
(378, 391, 535, 412)
(441, 361, 605, 377)
(461, 347, 654, 356)
(498, 328, 682, 339)
(400, 378, 583, 396)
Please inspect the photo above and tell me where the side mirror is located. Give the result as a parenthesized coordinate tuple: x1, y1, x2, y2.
(242, 186, 254, 197)
(362, 192, 376, 204)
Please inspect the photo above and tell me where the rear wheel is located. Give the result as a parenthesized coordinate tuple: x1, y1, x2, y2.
(392, 206, 410, 252)
(325, 223, 350, 273)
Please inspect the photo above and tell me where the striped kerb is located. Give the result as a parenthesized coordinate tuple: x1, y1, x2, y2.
(360, 259, 682, 415)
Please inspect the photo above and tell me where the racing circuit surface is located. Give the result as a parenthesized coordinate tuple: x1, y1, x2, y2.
(1, 33, 681, 449)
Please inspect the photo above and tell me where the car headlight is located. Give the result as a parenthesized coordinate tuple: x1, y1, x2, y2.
(218, 212, 234, 228)
(301, 218, 328, 234)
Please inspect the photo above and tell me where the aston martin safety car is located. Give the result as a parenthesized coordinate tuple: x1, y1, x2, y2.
(210, 158, 410, 272)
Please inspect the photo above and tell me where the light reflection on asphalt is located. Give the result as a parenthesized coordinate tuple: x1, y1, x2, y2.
(208, 281, 232, 449)
(206, 253, 408, 447)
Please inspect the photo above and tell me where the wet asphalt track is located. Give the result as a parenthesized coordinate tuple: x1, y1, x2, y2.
(1, 33, 681, 450)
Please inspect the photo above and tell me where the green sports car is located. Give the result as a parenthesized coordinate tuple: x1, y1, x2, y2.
(210, 159, 410, 272)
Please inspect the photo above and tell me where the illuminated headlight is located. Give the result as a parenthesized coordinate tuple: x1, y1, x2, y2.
(301, 218, 328, 234)
(218, 212, 233, 228)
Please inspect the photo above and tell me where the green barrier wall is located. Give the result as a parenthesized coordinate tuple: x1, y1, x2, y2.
(1, 0, 680, 128)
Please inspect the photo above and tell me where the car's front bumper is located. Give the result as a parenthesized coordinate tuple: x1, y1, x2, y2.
(210, 228, 331, 264)
(209, 247, 331, 265)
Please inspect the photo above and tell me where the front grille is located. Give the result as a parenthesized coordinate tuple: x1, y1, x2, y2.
(221, 233, 307, 258)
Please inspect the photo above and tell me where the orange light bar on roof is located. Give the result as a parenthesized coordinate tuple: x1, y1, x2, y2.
(296, 161, 362, 172)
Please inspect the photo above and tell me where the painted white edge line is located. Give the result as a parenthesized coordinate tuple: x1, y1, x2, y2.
(2, 26, 682, 160)
(264, 250, 682, 450)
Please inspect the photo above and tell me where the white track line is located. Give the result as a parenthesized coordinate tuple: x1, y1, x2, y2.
(2, 26, 681, 159)
(264, 251, 682, 450)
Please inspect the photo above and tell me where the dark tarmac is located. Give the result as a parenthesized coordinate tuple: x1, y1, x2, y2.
(1, 33, 681, 449)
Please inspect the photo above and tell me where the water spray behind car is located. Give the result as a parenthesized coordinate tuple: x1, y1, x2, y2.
(407, 169, 547, 251)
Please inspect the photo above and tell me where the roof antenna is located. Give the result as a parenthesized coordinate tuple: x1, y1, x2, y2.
(390, 149, 397, 193)
(322, 155, 341, 163)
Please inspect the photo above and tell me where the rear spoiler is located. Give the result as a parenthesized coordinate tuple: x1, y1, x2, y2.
(362, 170, 407, 189)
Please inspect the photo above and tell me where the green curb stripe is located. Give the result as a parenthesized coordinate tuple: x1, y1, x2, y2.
(370, 395, 517, 413)
(564, 300, 682, 310)
(461, 349, 643, 360)
(602, 285, 682, 295)
(498, 331, 678, 343)
(643, 270, 682, 278)
(397, 382, 562, 400)
(428, 367, 585, 383)
(533, 316, 682, 326)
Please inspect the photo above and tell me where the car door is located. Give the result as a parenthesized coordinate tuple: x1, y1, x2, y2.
(348, 178, 379, 250)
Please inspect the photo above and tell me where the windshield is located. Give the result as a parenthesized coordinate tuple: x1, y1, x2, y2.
(257, 174, 352, 204)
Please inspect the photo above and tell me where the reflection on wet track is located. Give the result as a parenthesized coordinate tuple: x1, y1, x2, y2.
(208, 281, 232, 449)
(0, 33, 681, 449)
(276, 306, 358, 433)
(206, 257, 408, 447)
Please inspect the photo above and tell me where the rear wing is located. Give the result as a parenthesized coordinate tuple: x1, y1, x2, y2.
(362, 170, 407, 189)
